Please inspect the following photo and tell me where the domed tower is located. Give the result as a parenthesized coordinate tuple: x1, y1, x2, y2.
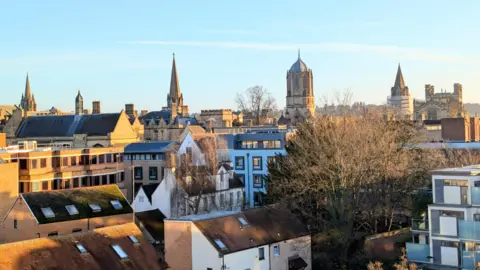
(284, 50, 315, 124)
(75, 89, 83, 115)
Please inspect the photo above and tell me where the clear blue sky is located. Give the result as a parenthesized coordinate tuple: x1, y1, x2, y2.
(1, 1, 480, 113)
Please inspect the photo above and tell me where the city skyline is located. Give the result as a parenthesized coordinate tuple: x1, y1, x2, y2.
(2, 1, 480, 113)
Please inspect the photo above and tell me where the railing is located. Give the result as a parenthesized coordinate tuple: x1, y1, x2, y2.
(406, 243, 430, 263)
(472, 187, 480, 205)
(462, 251, 480, 269)
(411, 219, 429, 231)
(459, 220, 480, 240)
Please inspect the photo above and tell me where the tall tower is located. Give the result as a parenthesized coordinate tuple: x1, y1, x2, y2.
(19, 73, 37, 111)
(75, 90, 83, 115)
(167, 53, 184, 115)
(387, 64, 413, 119)
(284, 50, 315, 125)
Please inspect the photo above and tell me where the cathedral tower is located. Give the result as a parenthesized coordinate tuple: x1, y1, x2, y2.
(167, 53, 187, 116)
(75, 90, 83, 115)
(283, 50, 315, 125)
(387, 64, 413, 119)
(20, 73, 37, 111)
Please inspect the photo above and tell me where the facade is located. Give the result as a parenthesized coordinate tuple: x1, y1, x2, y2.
(0, 143, 125, 194)
(387, 64, 414, 119)
(414, 83, 464, 120)
(19, 74, 37, 112)
(406, 165, 480, 268)
(217, 129, 287, 207)
(164, 205, 311, 270)
(0, 161, 19, 220)
(0, 222, 162, 270)
(281, 51, 315, 126)
(198, 109, 234, 128)
(0, 185, 133, 243)
(75, 90, 83, 115)
(440, 115, 480, 142)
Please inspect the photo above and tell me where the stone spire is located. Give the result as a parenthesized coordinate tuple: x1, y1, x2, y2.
(169, 53, 181, 103)
(394, 63, 405, 89)
(20, 73, 37, 111)
(25, 73, 32, 99)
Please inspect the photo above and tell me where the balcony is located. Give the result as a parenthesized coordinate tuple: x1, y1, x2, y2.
(459, 220, 480, 240)
(406, 243, 430, 263)
(411, 219, 429, 232)
(462, 251, 480, 269)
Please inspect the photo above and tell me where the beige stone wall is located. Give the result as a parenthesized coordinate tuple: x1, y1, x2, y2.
(164, 221, 192, 270)
(199, 110, 233, 128)
(0, 162, 19, 220)
(124, 159, 165, 202)
(269, 235, 312, 270)
(109, 112, 139, 145)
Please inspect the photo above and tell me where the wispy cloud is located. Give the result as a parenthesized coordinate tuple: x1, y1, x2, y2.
(121, 40, 469, 63)
(203, 29, 258, 35)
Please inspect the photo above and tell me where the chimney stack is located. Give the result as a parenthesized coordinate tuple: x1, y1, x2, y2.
(92, 101, 101, 114)
(165, 151, 177, 168)
(125, 104, 135, 117)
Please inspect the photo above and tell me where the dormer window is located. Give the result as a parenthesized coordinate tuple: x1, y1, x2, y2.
(237, 216, 249, 226)
(214, 239, 227, 249)
(65, 205, 79, 216)
(41, 207, 55, 218)
(89, 203, 101, 212)
(111, 244, 128, 259)
(76, 243, 87, 253)
(128, 235, 139, 243)
(110, 200, 123, 210)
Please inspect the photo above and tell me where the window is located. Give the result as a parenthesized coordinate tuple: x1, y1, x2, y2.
(71, 156, 77, 166)
(110, 200, 123, 210)
(13, 219, 17, 229)
(31, 159, 38, 169)
(99, 154, 105, 164)
(214, 239, 227, 249)
(76, 243, 87, 253)
(41, 207, 55, 218)
(62, 157, 69, 167)
(73, 178, 79, 188)
(91, 155, 97, 164)
(235, 157, 245, 170)
(252, 157, 262, 170)
(273, 245, 280, 256)
(40, 158, 47, 168)
(65, 205, 79, 216)
(253, 175, 263, 188)
(106, 154, 112, 163)
(237, 216, 249, 226)
(145, 154, 151, 160)
(19, 159, 27, 169)
(48, 232, 58, 237)
(102, 175, 108, 185)
(111, 244, 128, 259)
(134, 167, 143, 180)
(128, 235, 139, 243)
(32, 182, 40, 192)
(258, 247, 265, 260)
(149, 167, 158, 180)
(207, 268, 213, 270)
(89, 203, 101, 212)
(139, 196, 144, 203)
(203, 197, 208, 210)
(42, 181, 48, 190)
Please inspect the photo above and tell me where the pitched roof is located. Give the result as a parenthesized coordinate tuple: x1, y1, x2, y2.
(135, 209, 166, 242)
(21, 185, 133, 224)
(192, 205, 309, 254)
(394, 64, 406, 89)
(0, 223, 163, 270)
(16, 113, 122, 138)
(124, 141, 176, 153)
(141, 183, 160, 204)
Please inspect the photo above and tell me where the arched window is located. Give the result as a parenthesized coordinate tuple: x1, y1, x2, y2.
(93, 143, 104, 148)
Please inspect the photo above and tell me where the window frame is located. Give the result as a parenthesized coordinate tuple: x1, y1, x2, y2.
(252, 156, 262, 170)
(235, 156, 245, 170)
(253, 174, 263, 188)
(258, 247, 265, 260)
(134, 167, 143, 180)
(149, 166, 158, 180)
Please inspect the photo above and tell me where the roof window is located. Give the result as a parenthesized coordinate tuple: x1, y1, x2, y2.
(76, 243, 87, 253)
(65, 205, 79, 216)
(237, 216, 249, 226)
(89, 203, 101, 212)
(128, 235, 139, 243)
(111, 244, 128, 259)
(110, 200, 123, 210)
(214, 239, 227, 249)
(41, 207, 55, 218)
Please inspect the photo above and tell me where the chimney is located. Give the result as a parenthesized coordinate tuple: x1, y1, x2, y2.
(125, 104, 135, 116)
(92, 101, 101, 114)
(206, 120, 213, 133)
(83, 109, 91, 115)
(140, 110, 149, 117)
(165, 151, 176, 168)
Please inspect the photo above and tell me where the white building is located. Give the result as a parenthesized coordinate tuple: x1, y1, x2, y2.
(164, 205, 311, 270)
(407, 165, 480, 268)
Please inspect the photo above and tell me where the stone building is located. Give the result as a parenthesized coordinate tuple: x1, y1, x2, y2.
(19, 74, 37, 112)
(75, 90, 83, 115)
(278, 51, 315, 126)
(387, 64, 414, 119)
(414, 83, 465, 120)
(198, 109, 233, 128)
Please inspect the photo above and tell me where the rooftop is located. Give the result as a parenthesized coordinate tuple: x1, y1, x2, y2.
(431, 164, 480, 176)
(21, 185, 133, 224)
(124, 141, 176, 154)
(0, 223, 163, 270)
(135, 209, 166, 242)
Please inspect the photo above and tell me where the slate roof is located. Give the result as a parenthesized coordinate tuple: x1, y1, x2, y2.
(141, 183, 160, 204)
(192, 204, 309, 254)
(0, 223, 163, 270)
(135, 209, 166, 243)
(21, 185, 133, 224)
(141, 110, 172, 125)
(124, 141, 176, 153)
(15, 113, 121, 138)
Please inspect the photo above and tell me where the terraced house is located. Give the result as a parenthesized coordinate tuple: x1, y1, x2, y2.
(0, 185, 133, 243)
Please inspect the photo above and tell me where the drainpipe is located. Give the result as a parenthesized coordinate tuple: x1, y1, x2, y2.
(246, 153, 250, 209)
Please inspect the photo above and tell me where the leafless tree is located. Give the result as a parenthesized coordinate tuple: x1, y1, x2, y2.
(236, 85, 277, 125)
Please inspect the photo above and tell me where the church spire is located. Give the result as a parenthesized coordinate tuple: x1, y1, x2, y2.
(25, 73, 32, 99)
(298, 49, 301, 59)
(394, 63, 405, 89)
(169, 52, 181, 102)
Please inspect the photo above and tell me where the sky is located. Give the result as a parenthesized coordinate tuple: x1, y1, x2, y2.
(1, 1, 480, 113)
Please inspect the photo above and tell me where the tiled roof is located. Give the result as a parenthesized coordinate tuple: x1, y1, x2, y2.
(21, 185, 133, 224)
(0, 223, 163, 270)
(193, 205, 309, 254)
(15, 113, 121, 138)
(124, 141, 175, 153)
(140, 110, 171, 122)
(135, 209, 166, 242)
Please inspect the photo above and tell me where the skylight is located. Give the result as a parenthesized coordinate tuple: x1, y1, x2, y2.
(111, 244, 128, 259)
(214, 239, 227, 249)
(41, 207, 55, 218)
(128, 235, 139, 244)
(237, 217, 249, 226)
(89, 203, 101, 212)
(110, 200, 123, 210)
(65, 205, 79, 216)
(76, 243, 87, 253)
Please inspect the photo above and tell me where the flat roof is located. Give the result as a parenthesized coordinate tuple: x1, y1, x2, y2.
(431, 164, 480, 176)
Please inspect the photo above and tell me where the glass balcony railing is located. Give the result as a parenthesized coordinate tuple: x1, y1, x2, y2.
(472, 187, 480, 205)
(406, 243, 430, 263)
(462, 251, 480, 269)
(411, 219, 429, 231)
(459, 220, 480, 240)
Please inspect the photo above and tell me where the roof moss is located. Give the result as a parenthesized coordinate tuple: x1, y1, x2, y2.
(22, 185, 133, 224)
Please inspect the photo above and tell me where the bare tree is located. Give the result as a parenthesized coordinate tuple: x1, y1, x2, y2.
(236, 85, 277, 125)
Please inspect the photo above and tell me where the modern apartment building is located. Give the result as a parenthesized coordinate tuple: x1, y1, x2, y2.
(0, 141, 125, 193)
(407, 165, 480, 268)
